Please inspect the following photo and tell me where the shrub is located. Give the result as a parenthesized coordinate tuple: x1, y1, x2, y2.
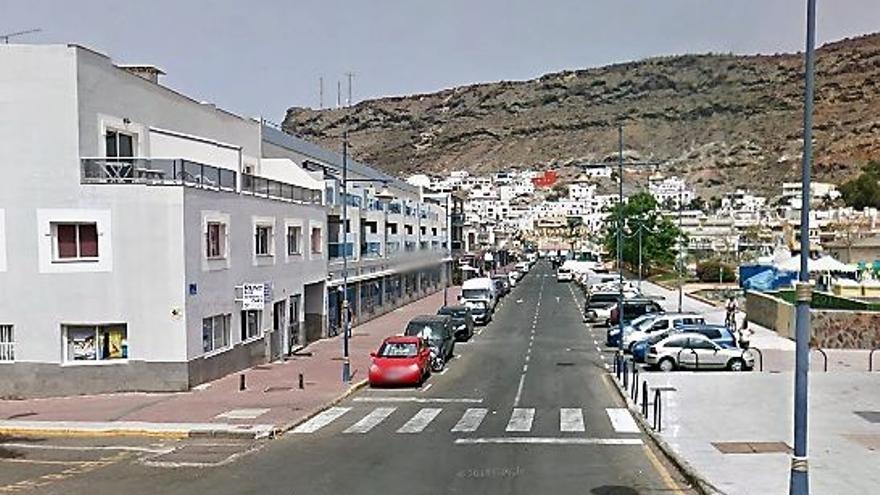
(695, 259, 736, 283)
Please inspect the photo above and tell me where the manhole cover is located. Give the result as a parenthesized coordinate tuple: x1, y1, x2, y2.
(712, 442, 791, 454)
(855, 411, 880, 423)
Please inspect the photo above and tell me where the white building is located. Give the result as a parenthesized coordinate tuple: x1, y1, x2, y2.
(649, 175, 695, 208)
(720, 189, 767, 213)
(781, 181, 841, 208)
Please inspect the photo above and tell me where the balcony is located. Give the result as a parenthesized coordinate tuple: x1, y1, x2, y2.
(328, 242, 355, 259)
(81, 158, 235, 191)
(241, 173, 321, 204)
(360, 242, 382, 257)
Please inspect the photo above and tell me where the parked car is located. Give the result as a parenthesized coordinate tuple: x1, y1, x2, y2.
(507, 271, 519, 287)
(404, 315, 455, 362)
(460, 277, 497, 310)
(369, 336, 432, 387)
(675, 324, 737, 349)
(464, 299, 492, 325)
(622, 313, 705, 351)
(492, 275, 511, 298)
(584, 290, 638, 325)
(556, 266, 573, 282)
(436, 305, 475, 341)
(610, 312, 664, 347)
(646, 333, 754, 372)
(516, 261, 530, 274)
(608, 298, 664, 327)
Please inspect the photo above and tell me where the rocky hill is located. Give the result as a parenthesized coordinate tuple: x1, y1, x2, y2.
(282, 33, 880, 199)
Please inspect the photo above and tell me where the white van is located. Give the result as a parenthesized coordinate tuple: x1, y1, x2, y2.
(460, 277, 497, 310)
(556, 267, 573, 282)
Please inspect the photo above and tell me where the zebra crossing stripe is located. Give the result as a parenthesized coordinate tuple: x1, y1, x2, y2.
(451, 408, 488, 433)
(397, 408, 442, 433)
(292, 407, 351, 433)
(505, 408, 535, 432)
(343, 407, 396, 434)
(606, 408, 640, 433)
(560, 408, 585, 432)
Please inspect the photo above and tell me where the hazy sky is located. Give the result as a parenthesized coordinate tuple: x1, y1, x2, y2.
(3, 0, 879, 121)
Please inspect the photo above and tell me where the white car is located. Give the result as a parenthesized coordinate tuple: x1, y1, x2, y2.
(646, 333, 754, 372)
(556, 267, 573, 282)
(622, 313, 705, 352)
(507, 271, 519, 287)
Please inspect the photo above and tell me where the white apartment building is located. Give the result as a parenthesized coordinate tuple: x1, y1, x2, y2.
(720, 189, 767, 213)
(0, 44, 328, 397)
(649, 175, 695, 208)
(781, 181, 841, 208)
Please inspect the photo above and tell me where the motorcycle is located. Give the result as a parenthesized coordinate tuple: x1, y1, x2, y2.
(429, 345, 445, 372)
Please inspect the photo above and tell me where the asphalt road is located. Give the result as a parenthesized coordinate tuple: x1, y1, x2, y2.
(0, 262, 695, 495)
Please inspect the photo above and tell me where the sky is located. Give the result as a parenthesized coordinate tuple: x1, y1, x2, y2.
(3, 0, 879, 122)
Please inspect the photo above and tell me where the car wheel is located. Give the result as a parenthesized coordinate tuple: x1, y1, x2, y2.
(727, 358, 745, 372)
(658, 357, 676, 372)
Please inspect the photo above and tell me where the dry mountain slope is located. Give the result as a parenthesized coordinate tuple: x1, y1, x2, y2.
(283, 33, 880, 198)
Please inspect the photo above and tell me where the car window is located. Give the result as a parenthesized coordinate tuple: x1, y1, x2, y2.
(663, 337, 688, 348)
(652, 320, 667, 330)
(688, 338, 717, 350)
(701, 329, 722, 339)
(378, 342, 419, 357)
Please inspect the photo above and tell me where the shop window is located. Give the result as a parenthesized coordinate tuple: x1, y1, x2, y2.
(53, 223, 99, 261)
(311, 227, 323, 254)
(287, 226, 302, 255)
(202, 314, 230, 353)
(0, 325, 13, 362)
(206, 222, 227, 259)
(241, 310, 262, 341)
(255, 225, 273, 256)
(63, 324, 127, 361)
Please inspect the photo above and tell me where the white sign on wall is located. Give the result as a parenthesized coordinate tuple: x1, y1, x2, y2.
(242, 283, 265, 310)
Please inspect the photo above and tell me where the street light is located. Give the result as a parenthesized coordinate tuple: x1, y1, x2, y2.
(790, 0, 816, 493)
(338, 131, 395, 383)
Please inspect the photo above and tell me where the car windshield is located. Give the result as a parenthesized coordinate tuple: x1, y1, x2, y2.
(377, 342, 419, 358)
(404, 322, 444, 340)
(631, 314, 657, 329)
(438, 308, 466, 318)
(461, 289, 489, 299)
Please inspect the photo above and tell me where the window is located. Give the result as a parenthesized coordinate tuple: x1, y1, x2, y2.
(287, 226, 302, 255)
(64, 324, 127, 361)
(663, 337, 688, 348)
(700, 329, 722, 340)
(311, 227, 322, 254)
(53, 223, 98, 260)
(0, 325, 13, 362)
(255, 225, 273, 256)
(432, 227, 438, 236)
(241, 310, 262, 340)
(689, 338, 717, 350)
(387, 223, 398, 235)
(420, 226, 427, 236)
(202, 314, 230, 353)
(405, 225, 414, 235)
(105, 130, 134, 158)
(206, 222, 226, 259)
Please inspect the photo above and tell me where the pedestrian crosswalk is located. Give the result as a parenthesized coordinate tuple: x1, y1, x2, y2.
(291, 406, 640, 436)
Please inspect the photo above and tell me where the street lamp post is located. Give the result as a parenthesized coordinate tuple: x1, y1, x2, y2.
(678, 182, 684, 313)
(617, 126, 625, 352)
(638, 223, 643, 293)
(790, 0, 816, 493)
(444, 193, 451, 307)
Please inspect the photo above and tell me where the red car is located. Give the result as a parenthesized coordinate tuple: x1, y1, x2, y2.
(369, 336, 431, 387)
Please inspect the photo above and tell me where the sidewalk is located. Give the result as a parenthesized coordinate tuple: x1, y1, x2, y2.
(0, 286, 461, 439)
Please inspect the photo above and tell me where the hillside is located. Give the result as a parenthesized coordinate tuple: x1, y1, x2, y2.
(282, 33, 880, 199)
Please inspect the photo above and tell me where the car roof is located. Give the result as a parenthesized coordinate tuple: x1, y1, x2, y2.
(408, 315, 450, 323)
(664, 332, 712, 341)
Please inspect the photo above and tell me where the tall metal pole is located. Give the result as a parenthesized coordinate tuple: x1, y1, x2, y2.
(617, 125, 625, 352)
(790, 0, 816, 493)
(341, 131, 351, 383)
(444, 193, 450, 307)
(638, 224, 643, 293)
(678, 182, 684, 313)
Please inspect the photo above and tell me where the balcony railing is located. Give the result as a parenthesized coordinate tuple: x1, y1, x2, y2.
(328, 242, 354, 259)
(81, 158, 236, 191)
(242, 173, 322, 204)
(388, 203, 403, 215)
(361, 242, 382, 257)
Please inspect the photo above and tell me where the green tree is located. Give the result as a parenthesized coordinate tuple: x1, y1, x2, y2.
(603, 192, 684, 274)
(696, 258, 736, 283)
(840, 161, 880, 209)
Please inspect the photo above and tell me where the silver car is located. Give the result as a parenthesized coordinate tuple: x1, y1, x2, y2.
(645, 333, 754, 372)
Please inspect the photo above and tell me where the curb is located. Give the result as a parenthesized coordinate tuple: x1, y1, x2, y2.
(275, 378, 370, 436)
(0, 425, 270, 441)
(607, 369, 726, 495)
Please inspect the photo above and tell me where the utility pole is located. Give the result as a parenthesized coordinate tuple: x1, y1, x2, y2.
(617, 125, 625, 352)
(638, 223, 643, 293)
(790, 0, 816, 493)
(678, 182, 684, 313)
(345, 72, 355, 107)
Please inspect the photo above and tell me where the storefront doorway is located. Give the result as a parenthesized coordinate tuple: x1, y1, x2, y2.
(270, 300, 286, 362)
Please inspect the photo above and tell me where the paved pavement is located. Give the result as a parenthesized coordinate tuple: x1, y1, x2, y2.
(0, 286, 462, 439)
(0, 262, 697, 494)
(624, 281, 880, 494)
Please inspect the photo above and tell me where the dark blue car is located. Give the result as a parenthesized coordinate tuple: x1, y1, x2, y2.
(632, 324, 737, 363)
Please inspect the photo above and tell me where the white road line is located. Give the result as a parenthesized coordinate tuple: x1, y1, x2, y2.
(292, 407, 351, 433)
(505, 408, 535, 432)
(513, 373, 526, 407)
(0, 443, 173, 454)
(560, 408, 586, 432)
(420, 383, 433, 392)
(522, 364, 528, 372)
(606, 408, 641, 433)
(353, 397, 483, 403)
(455, 437, 644, 446)
(343, 407, 396, 433)
(451, 408, 488, 433)
(397, 408, 443, 433)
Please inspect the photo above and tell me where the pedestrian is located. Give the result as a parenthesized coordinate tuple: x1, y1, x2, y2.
(738, 320, 754, 349)
(725, 296, 738, 329)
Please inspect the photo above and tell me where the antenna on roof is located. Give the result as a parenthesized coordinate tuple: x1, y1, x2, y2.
(1, 28, 42, 43)
(336, 80, 341, 109)
(319, 76, 324, 109)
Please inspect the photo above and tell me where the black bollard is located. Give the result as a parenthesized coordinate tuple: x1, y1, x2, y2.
(239, 373, 246, 391)
(298, 373, 304, 389)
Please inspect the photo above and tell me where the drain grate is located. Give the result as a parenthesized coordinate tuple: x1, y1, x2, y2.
(556, 362, 576, 366)
(712, 441, 791, 454)
(855, 411, 880, 424)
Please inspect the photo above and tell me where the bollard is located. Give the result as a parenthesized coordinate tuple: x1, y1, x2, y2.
(298, 373, 304, 389)
(653, 389, 662, 432)
(622, 361, 629, 389)
(642, 382, 649, 417)
(239, 373, 246, 391)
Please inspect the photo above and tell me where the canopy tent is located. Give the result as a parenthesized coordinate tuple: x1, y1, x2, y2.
(776, 255, 857, 273)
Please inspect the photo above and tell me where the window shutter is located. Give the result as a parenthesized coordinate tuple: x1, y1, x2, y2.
(57, 224, 78, 258)
(79, 224, 98, 257)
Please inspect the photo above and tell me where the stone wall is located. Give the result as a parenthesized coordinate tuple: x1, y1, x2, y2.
(811, 311, 880, 349)
(745, 291, 795, 339)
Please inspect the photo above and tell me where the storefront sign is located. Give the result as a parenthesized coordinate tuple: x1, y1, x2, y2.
(242, 283, 265, 310)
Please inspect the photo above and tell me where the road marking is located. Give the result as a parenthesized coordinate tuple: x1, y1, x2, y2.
(505, 408, 535, 432)
(455, 437, 644, 446)
(642, 444, 685, 492)
(353, 397, 483, 403)
(560, 408, 586, 432)
(343, 407, 396, 433)
(292, 407, 351, 433)
(451, 408, 488, 432)
(522, 364, 528, 372)
(606, 408, 640, 433)
(513, 374, 526, 407)
(0, 443, 173, 454)
(420, 383, 433, 392)
(397, 408, 442, 433)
